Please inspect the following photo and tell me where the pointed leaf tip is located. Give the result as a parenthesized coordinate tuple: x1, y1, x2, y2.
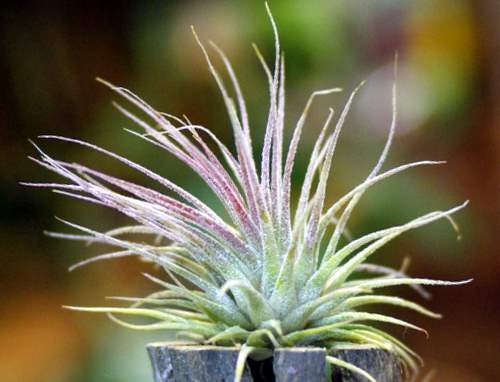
(95, 77, 115, 89)
(62, 305, 80, 311)
(190, 25, 199, 39)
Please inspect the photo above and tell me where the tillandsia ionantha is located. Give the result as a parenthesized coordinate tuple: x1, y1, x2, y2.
(24, 3, 471, 382)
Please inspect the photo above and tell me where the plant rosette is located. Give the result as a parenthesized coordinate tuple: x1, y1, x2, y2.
(24, 3, 470, 382)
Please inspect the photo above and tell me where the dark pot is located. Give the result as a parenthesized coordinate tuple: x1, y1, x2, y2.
(147, 343, 403, 382)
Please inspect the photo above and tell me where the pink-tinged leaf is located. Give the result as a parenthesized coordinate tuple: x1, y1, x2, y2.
(257, 9, 284, 294)
(272, 55, 285, 247)
(191, 27, 265, 247)
(49, 156, 254, 281)
(58, 160, 255, 258)
(260, 3, 281, 213)
(20, 182, 81, 190)
(209, 42, 250, 140)
(104, 82, 258, 243)
(281, 87, 342, 252)
(37, 135, 220, 218)
(114, 104, 257, 243)
(53, 189, 111, 208)
(293, 108, 335, 232)
(127, 124, 244, 200)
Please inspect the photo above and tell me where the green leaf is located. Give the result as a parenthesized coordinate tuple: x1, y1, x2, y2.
(326, 356, 377, 382)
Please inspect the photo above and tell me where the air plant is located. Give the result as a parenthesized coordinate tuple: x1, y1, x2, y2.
(24, 4, 470, 382)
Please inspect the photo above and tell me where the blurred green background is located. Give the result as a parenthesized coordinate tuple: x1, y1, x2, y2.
(1, 1, 498, 381)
